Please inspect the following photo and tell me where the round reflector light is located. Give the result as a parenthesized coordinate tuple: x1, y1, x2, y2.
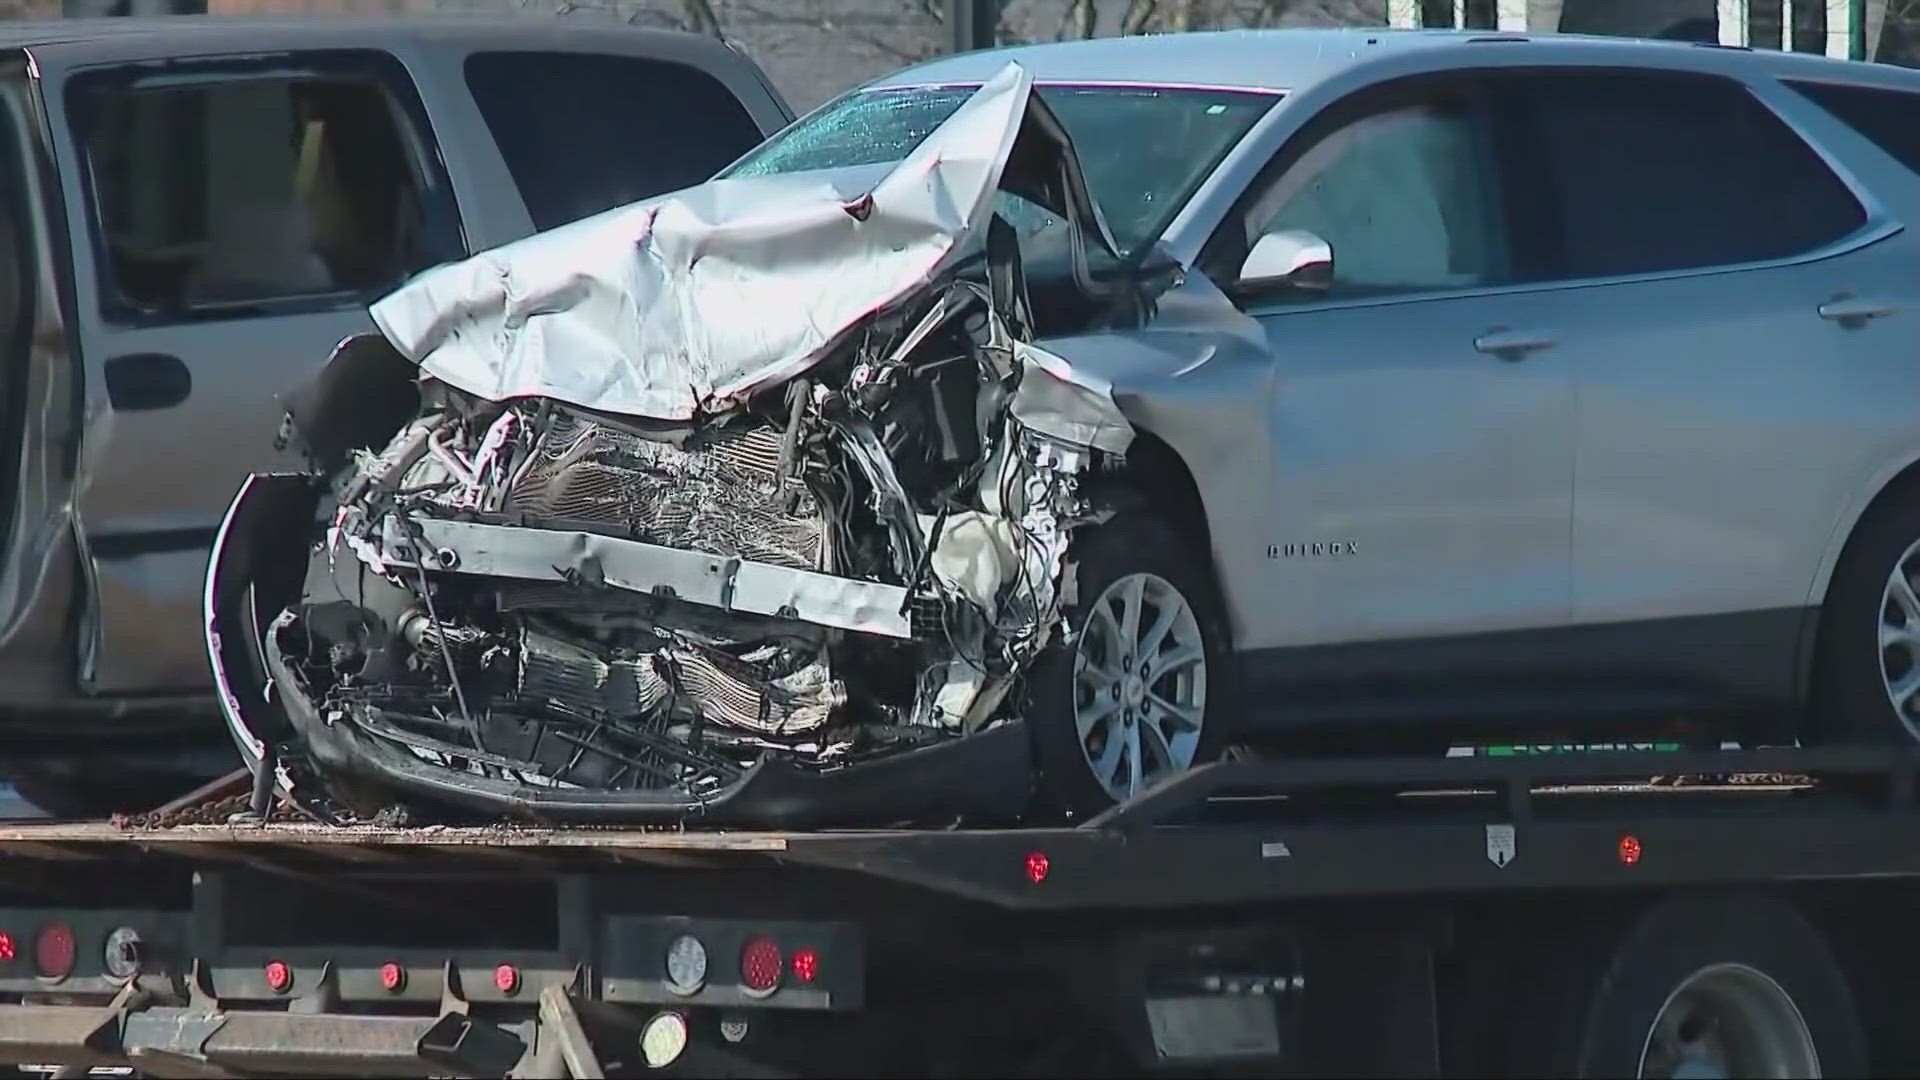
(791, 946, 819, 985)
(639, 1010, 689, 1069)
(35, 923, 75, 981)
(740, 936, 782, 995)
(103, 927, 143, 979)
(380, 962, 406, 993)
(665, 934, 707, 995)
(263, 959, 292, 994)
(494, 963, 520, 995)
(1025, 850, 1050, 884)
(0, 932, 16, 963)
(1618, 834, 1643, 866)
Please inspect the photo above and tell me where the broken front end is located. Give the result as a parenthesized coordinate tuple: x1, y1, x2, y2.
(206, 64, 1149, 827)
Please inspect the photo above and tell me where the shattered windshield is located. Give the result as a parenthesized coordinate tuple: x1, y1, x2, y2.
(722, 83, 1280, 258)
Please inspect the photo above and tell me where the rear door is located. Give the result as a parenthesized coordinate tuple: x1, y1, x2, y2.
(1501, 68, 1912, 706)
(37, 44, 468, 695)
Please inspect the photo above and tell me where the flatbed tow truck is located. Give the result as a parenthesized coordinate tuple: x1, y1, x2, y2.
(0, 746, 1917, 1078)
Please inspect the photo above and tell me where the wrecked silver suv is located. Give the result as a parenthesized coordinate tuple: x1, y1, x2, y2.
(206, 63, 1251, 827)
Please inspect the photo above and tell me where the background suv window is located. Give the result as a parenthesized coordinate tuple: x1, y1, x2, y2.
(465, 51, 765, 232)
(70, 50, 459, 320)
(1511, 71, 1867, 280)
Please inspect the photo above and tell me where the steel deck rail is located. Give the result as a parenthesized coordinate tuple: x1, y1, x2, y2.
(0, 748, 1916, 910)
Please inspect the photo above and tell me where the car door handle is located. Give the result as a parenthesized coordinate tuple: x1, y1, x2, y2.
(103, 352, 192, 412)
(1817, 297, 1899, 325)
(1473, 329, 1558, 360)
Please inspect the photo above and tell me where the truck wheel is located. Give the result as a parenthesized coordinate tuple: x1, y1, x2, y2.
(1025, 506, 1236, 818)
(1509, 895, 1865, 1078)
(1809, 502, 1920, 747)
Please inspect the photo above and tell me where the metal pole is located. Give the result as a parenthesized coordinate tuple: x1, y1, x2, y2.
(947, 0, 998, 54)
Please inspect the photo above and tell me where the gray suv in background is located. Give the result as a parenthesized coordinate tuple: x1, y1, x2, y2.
(0, 15, 790, 813)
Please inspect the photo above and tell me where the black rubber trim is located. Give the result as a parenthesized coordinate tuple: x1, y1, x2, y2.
(89, 525, 221, 560)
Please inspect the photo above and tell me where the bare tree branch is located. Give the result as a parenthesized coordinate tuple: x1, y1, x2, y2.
(682, 0, 724, 36)
(732, 0, 945, 63)
(1055, 0, 1099, 39)
(1119, 0, 1159, 34)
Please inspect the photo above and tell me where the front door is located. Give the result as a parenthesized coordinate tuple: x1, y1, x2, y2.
(38, 44, 465, 694)
(1194, 70, 1576, 714)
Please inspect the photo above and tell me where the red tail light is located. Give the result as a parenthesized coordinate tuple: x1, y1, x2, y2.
(494, 963, 520, 995)
(791, 946, 819, 985)
(740, 936, 782, 995)
(1025, 850, 1050, 884)
(380, 962, 406, 993)
(0, 932, 16, 963)
(35, 923, 74, 980)
(264, 959, 292, 993)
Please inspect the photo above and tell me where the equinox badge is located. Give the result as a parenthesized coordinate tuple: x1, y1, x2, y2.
(1269, 542, 1358, 559)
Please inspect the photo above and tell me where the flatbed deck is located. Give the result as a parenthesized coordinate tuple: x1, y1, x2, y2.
(1, 746, 1916, 910)
(2, 746, 1920, 1077)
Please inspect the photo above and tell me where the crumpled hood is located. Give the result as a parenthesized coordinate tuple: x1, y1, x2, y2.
(369, 61, 1105, 422)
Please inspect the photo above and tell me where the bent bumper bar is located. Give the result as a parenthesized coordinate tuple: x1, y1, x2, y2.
(376, 515, 915, 639)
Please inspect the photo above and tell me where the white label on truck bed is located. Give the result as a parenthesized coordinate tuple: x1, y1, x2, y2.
(1146, 996, 1282, 1061)
(1486, 823, 1516, 868)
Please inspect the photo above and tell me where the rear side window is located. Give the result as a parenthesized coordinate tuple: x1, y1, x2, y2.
(464, 51, 766, 232)
(69, 49, 464, 322)
(1785, 80, 1920, 176)
(1513, 71, 1866, 279)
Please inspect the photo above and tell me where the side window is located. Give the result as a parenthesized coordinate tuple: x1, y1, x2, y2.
(1784, 80, 1920, 177)
(1203, 76, 1513, 301)
(67, 50, 462, 322)
(464, 51, 766, 232)
(1514, 71, 1866, 280)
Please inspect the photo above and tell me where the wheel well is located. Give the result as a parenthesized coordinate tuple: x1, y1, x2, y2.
(1792, 460, 1920, 735)
(1822, 461, 1920, 608)
(1108, 432, 1210, 551)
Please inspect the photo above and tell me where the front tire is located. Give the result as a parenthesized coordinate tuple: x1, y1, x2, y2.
(1810, 502, 1920, 746)
(1026, 506, 1236, 819)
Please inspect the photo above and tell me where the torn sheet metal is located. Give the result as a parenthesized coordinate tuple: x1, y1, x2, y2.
(371, 61, 1059, 422)
(1009, 340, 1135, 456)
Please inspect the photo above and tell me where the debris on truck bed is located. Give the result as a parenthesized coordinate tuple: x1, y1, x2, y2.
(205, 63, 1165, 829)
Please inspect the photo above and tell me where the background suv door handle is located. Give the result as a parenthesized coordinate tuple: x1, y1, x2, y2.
(1473, 328, 1558, 360)
(1817, 297, 1899, 326)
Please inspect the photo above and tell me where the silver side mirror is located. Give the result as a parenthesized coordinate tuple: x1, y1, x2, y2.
(1239, 229, 1334, 294)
